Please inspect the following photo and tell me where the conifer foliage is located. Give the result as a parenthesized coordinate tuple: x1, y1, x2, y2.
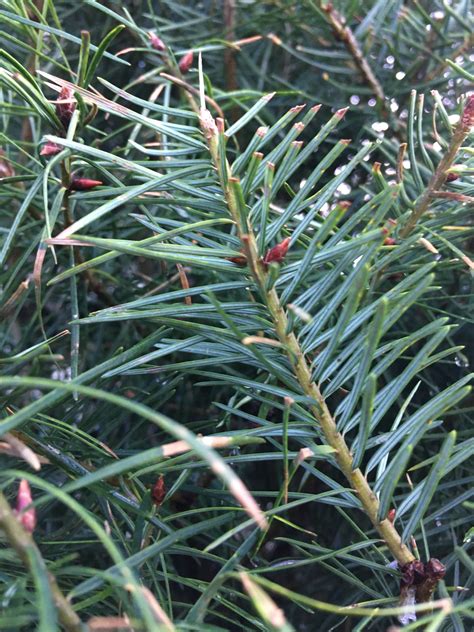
(0, 1, 472, 630)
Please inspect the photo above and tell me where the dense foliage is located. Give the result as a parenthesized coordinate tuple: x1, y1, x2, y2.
(0, 1, 472, 630)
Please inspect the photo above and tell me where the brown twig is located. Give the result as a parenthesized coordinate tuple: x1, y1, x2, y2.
(176, 263, 192, 305)
(0, 277, 30, 318)
(321, 3, 385, 107)
(400, 95, 473, 238)
(0, 489, 83, 631)
(425, 34, 474, 82)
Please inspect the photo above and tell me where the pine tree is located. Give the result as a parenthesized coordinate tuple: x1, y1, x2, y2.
(0, 1, 472, 630)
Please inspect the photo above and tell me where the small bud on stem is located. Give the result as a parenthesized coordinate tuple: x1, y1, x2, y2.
(152, 476, 166, 507)
(15, 479, 36, 534)
(56, 86, 76, 129)
(179, 50, 194, 73)
(69, 177, 103, 191)
(263, 237, 291, 265)
(148, 32, 166, 51)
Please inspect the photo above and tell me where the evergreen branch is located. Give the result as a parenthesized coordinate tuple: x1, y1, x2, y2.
(319, 2, 385, 106)
(400, 95, 473, 237)
(199, 104, 415, 568)
(0, 490, 84, 632)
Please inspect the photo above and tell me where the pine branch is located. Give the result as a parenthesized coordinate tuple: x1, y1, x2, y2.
(199, 104, 415, 568)
(400, 95, 473, 237)
(320, 2, 385, 107)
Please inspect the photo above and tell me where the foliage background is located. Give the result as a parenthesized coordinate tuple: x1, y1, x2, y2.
(0, 1, 473, 630)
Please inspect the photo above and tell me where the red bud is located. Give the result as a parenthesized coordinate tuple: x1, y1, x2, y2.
(152, 476, 166, 507)
(40, 141, 62, 157)
(56, 86, 76, 129)
(263, 237, 291, 265)
(148, 32, 166, 52)
(16, 479, 36, 534)
(69, 177, 103, 191)
(446, 172, 459, 182)
(179, 50, 194, 74)
(384, 237, 396, 246)
(387, 508, 396, 523)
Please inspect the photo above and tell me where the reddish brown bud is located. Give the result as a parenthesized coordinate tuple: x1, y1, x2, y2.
(446, 172, 459, 182)
(384, 237, 396, 246)
(69, 177, 103, 191)
(263, 237, 291, 265)
(40, 141, 62, 157)
(387, 508, 396, 522)
(461, 94, 474, 129)
(56, 86, 76, 129)
(152, 476, 166, 507)
(227, 249, 247, 266)
(179, 50, 194, 74)
(16, 479, 36, 534)
(148, 32, 166, 51)
(228, 256, 247, 266)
